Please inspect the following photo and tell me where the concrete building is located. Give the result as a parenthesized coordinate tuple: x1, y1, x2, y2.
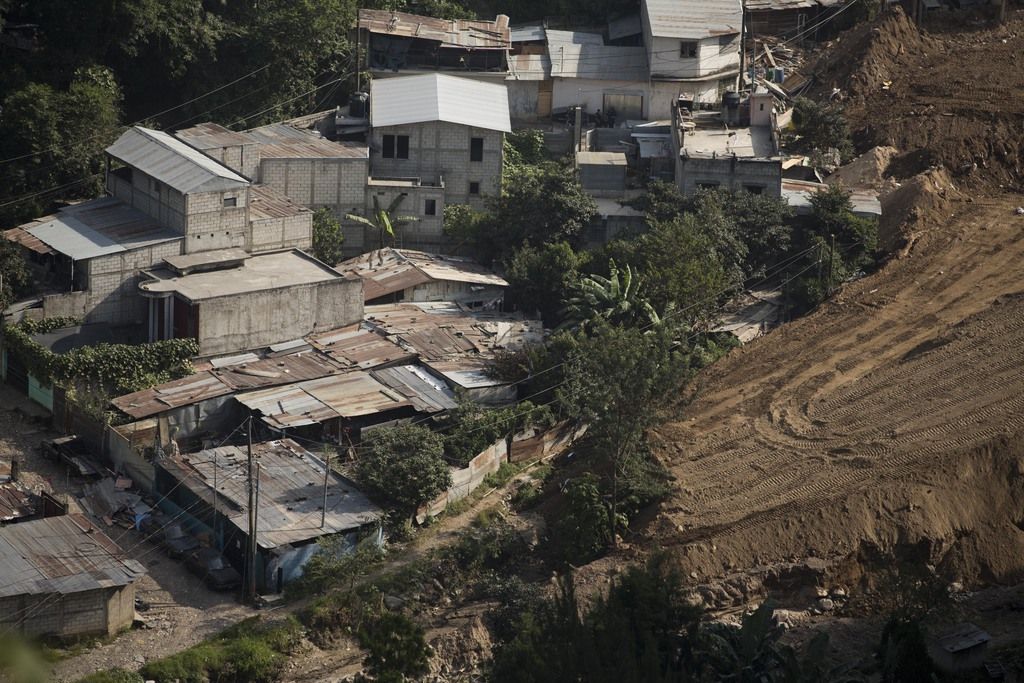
(138, 248, 363, 356)
(641, 0, 743, 106)
(0, 514, 145, 638)
(577, 151, 629, 194)
(336, 248, 508, 307)
(671, 89, 783, 196)
(545, 30, 652, 120)
(358, 10, 509, 80)
(368, 73, 510, 211)
(155, 438, 382, 593)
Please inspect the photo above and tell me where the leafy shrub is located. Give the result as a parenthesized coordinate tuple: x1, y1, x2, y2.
(357, 612, 431, 682)
(792, 97, 854, 161)
(553, 474, 615, 564)
(77, 669, 144, 683)
(357, 424, 451, 517)
(311, 207, 345, 266)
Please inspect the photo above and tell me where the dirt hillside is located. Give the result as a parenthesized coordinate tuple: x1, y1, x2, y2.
(649, 193, 1024, 586)
(809, 8, 1024, 191)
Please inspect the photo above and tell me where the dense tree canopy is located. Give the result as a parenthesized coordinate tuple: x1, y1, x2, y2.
(357, 424, 452, 517)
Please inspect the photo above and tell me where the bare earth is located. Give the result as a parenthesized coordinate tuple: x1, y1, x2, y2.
(649, 193, 1024, 583)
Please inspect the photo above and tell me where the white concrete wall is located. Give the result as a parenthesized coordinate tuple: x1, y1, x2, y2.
(508, 80, 541, 120)
(369, 122, 504, 209)
(647, 35, 739, 81)
(552, 79, 649, 118)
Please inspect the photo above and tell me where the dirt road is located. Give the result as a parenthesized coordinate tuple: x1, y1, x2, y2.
(650, 193, 1024, 583)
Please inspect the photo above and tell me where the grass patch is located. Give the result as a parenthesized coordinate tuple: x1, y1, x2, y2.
(137, 616, 301, 683)
(77, 668, 144, 683)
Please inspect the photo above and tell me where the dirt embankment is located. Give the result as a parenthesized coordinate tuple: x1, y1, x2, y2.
(646, 189, 1024, 587)
(809, 7, 1024, 192)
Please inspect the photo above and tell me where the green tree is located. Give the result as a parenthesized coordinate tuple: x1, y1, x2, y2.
(599, 216, 737, 325)
(0, 239, 31, 310)
(503, 129, 547, 167)
(553, 473, 616, 563)
(808, 183, 877, 268)
(0, 66, 123, 226)
(356, 424, 452, 518)
(357, 612, 431, 683)
(559, 260, 660, 333)
(558, 324, 688, 546)
(505, 241, 590, 326)
(792, 96, 854, 161)
(346, 194, 418, 252)
(311, 207, 345, 266)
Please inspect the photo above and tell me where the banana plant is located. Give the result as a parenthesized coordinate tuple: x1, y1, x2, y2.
(345, 194, 419, 256)
(558, 259, 660, 333)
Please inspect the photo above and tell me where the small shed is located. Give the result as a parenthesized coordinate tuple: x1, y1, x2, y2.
(0, 515, 145, 638)
(576, 151, 628, 193)
(928, 622, 991, 675)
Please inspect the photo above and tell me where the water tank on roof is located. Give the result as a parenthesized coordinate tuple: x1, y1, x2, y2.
(349, 92, 369, 119)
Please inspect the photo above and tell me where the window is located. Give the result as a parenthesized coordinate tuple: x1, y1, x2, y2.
(679, 41, 698, 58)
(470, 137, 484, 162)
(744, 185, 764, 195)
(223, 197, 237, 207)
(698, 182, 720, 190)
(425, 199, 437, 216)
(469, 181, 481, 195)
(382, 134, 409, 159)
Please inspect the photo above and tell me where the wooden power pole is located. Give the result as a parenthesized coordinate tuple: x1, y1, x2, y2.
(246, 417, 257, 601)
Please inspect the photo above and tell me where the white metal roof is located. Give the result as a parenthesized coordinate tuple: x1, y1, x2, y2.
(642, 0, 743, 39)
(106, 126, 249, 194)
(370, 74, 511, 132)
(546, 30, 649, 81)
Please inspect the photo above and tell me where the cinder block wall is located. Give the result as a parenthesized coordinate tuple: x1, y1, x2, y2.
(0, 584, 135, 639)
(369, 122, 504, 209)
(183, 188, 251, 253)
(259, 158, 368, 212)
(250, 212, 313, 253)
(676, 158, 782, 198)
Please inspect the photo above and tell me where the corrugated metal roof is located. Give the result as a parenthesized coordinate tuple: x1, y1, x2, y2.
(244, 123, 368, 160)
(609, 13, 644, 39)
(359, 9, 510, 50)
(510, 23, 546, 42)
(249, 184, 312, 221)
(423, 357, 509, 389)
(236, 370, 413, 428)
(308, 323, 416, 369)
(19, 197, 181, 261)
(546, 30, 649, 81)
(370, 73, 511, 132)
(507, 52, 551, 81)
(212, 352, 343, 391)
(0, 483, 34, 522)
(2, 226, 52, 255)
(160, 439, 381, 549)
(111, 371, 233, 419)
(106, 126, 249, 194)
(335, 248, 507, 301)
(642, 0, 743, 39)
(371, 364, 458, 412)
(0, 514, 145, 598)
(174, 122, 257, 150)
(577, 151, 628, 166)
(782, 179, 881, 218)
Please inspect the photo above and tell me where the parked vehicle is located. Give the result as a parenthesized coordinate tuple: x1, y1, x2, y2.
(161, 524, 199, 558)
(185, 548, 242, 591)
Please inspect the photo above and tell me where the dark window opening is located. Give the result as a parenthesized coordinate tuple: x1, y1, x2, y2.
(469, 181, 480, 195)
(744, 185, 764, 194)
(382, 134, 395, 158)
(425, 199, 437, 216)
(698, 182, 720, 190)
(223, 197, 237, 207)
(680, 41, 698, 58)
(396, 135, 409, 159)
(470, 137, 484, 162)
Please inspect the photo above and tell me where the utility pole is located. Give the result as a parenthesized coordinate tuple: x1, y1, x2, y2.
(212, 449, 218, 551)
(321, 448, 331, 529)
(246, 417, 257, 601)
(827, 233, 836, 295)
(738, 0, 746, 92)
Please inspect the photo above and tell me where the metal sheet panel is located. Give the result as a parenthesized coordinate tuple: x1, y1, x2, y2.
(160, 439, 382, 549)
(244, 123, 368, 160)
(642, 0, 743, 39)
(359, 9, 510, 50)
(106, 126, 249, 194)
(370, 73, 512, 132)
(371, 364, 458, 412)
(546, 31, 649, 81)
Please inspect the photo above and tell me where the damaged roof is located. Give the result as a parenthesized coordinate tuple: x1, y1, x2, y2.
(359, 9, 510, 50)
(106, 126, 249, 194)
(0, 514, 145, 598)
(244, 122, 368, 160)
(308, 323, 416, 369)
(335, 248, 508, 301)
(159, 439, 381, 549)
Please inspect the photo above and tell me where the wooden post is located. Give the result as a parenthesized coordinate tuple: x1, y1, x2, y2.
(246, 417, 257, 601)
